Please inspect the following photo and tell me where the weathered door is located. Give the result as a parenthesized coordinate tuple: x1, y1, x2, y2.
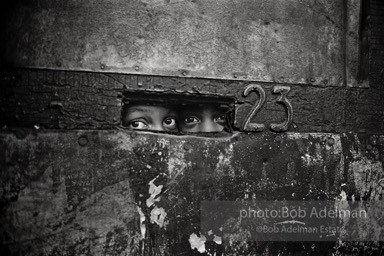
(1, 0, 384, 255)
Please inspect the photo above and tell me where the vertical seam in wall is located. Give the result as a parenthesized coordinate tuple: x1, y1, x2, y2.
(343, 0, 349, 132)
(343, 0, 349, 88)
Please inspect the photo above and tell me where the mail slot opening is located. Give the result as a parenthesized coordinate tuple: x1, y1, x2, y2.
(122, 91, 234, 134)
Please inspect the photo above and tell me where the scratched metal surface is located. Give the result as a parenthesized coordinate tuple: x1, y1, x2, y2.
(1, 131, 383, 255)
(2, 0, 347, 86)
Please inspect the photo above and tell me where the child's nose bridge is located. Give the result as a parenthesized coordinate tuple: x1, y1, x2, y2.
(201, 118, 218, 132)
(152, 123, 165, 131)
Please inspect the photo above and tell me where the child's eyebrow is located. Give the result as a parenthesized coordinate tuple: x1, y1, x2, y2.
(165, 111, 177, 117)
(126, 106, 153, 115)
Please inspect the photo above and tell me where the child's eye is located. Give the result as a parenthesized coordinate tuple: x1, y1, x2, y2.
(184, 116, 200, 124)
(214, 114, 226, 124)
(128, 120, 149, 130)
(163, 117, 177, 130)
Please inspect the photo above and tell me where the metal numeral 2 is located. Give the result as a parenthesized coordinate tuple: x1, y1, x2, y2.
(242, 84, 266, 132)
(241, 84, 293, 132)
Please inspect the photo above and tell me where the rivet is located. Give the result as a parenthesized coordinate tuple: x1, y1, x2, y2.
(323, 79, 328, 85)
(135, 66, 140, 71)
(184, 143, 192, 151)
(371, 135, 378, 146)
(100, 64, 105, 70)
(78, 135, 88, 146)
(367, 144, 372, 151)
(182, 70, 187, 76)
(15, 129, 27, 139)
(279, 76, 285, 82)
(56, 61, 62, 67)
(327, 137, 335, 146)
(310, 78, 315, 83)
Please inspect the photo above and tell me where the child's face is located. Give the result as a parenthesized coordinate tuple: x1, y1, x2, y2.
(123, 104, 178, 132)
(179, 105, 228, 133)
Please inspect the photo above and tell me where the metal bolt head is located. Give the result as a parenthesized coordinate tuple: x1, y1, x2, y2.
(100, 64, 105, 70)
(327, 137, 335, 146)
(184, 143, 192, 151)
(135, 66, 140, 71)
(371, 135, 378, 146)
(78, 135, 88, 146)
(310, 78, 315, 83)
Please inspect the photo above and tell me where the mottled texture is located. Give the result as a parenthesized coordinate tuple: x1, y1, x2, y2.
(0, 0, 383, 255)
(1, 0, 348, 86)
(1, 131, 384, 254)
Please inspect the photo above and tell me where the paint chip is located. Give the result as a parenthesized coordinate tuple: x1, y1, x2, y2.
(189, 233, 206, 253)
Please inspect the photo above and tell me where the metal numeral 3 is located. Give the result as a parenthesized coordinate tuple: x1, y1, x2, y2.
(270, 86, 293, 132)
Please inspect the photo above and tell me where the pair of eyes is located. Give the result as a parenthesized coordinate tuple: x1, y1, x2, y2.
(128, 117, 177, 131)
(128, 114, 226, 130)
(183, 114, 226, 125)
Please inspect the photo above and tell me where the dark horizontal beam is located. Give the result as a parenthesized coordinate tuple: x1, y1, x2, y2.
(1, 68, 383, 134)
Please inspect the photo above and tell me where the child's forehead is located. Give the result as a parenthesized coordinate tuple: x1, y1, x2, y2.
(180, 104, 229, 113)
(126, 104, 176, 115)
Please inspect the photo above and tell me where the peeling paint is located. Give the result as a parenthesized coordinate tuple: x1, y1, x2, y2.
(168, 140, 188, 177)
(350, 157, 383, 198)
(150, 206, 167, 228)
(215, 143, 234, 175)
(137, 206, 146, 239)
(146, 176, 164, 207)
(189, 233, 206, 253)
(1, 131, 384, 254)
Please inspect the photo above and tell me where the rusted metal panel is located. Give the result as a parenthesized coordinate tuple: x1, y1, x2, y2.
(1, 130, 383, 254)
(1, 0, 349, 86)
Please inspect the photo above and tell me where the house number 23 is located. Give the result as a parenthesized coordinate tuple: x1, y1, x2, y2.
(242, 84, 293, 132)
